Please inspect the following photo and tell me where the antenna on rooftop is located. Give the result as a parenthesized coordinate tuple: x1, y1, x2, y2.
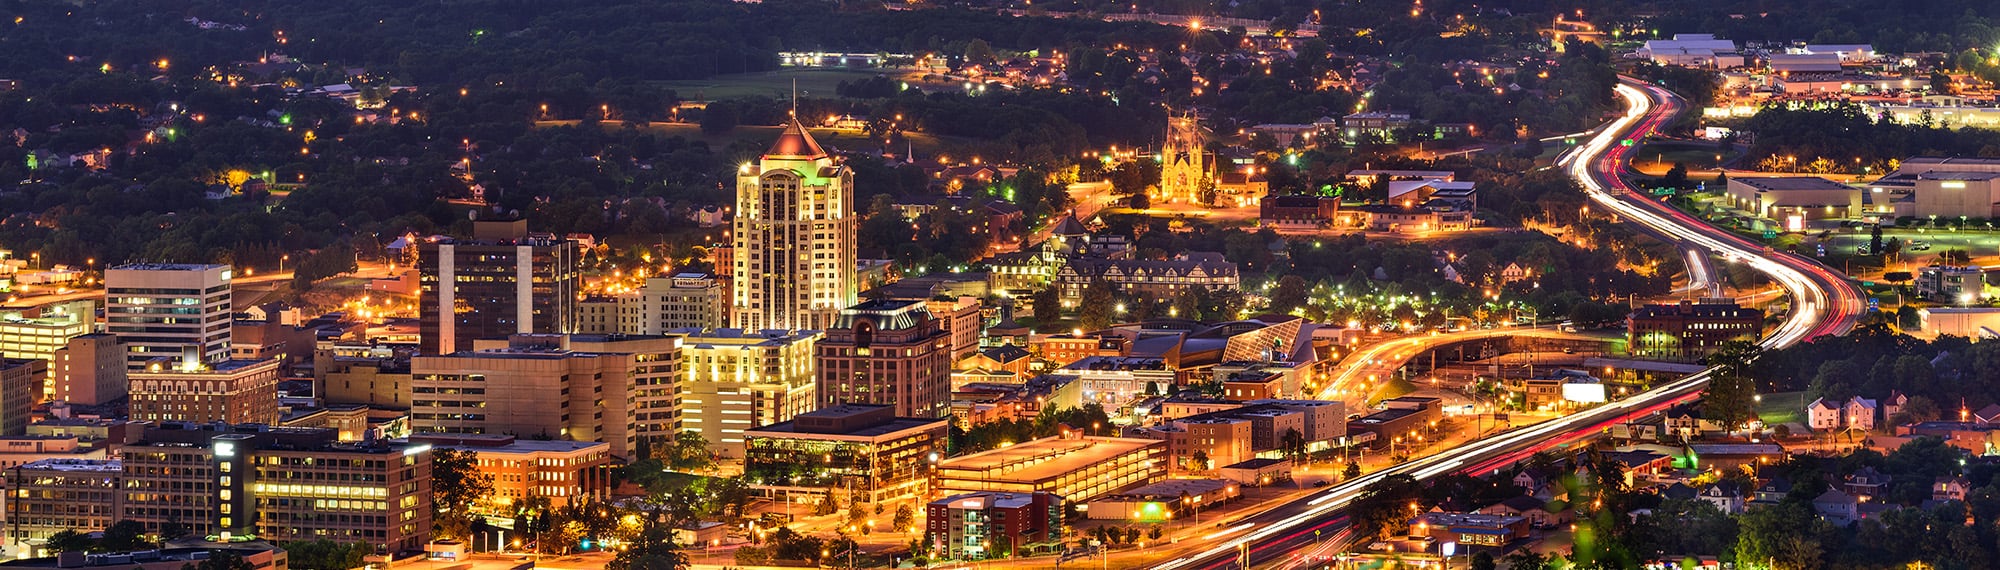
(790, 78, 799, 119)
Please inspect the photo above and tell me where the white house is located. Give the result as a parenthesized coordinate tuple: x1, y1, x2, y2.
(1845, 397, 1879, 432)
(1807, 398, 1841, 431)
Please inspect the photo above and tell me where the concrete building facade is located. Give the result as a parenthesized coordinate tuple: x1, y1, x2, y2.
(105, 264, 232, 369)
(816, 300, 952, 419)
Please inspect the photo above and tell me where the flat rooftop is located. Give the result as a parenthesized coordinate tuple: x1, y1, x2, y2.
(1732, 177, 1856, 192)
(107, 263, 228, 271)
(1418, 512, 1525, 529)
(17, 458, 119, 472)
(937, 436, 1161, 483)
(1100, 478, 1235, 500)
(745, 416, 947, 439)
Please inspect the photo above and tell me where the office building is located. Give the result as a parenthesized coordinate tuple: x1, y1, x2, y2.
(1409, 512, 1531, 548)
(105, 264, 232, 369)
(1346, 397, 1446, 451)
(320, 356, 412, 409)
(410, 434, 612, 514)
(418, 219, 581, 354)
(1916, 265, 1986, 303)
(0, 359, 44, 436)
(675, 328, 820, 458)
(926, 296, 983, 360)
(2, 458, 122, 550)
(933, 432, 1166, 503)
(1627, 300, 1764, 359)
(731, 120, 858, 332)
(127, 357, 280, 426)
(563, 334, 683, 455)
(412, 334, 679, 459)
(925, 492, 1065, 560)
(0, 300, 93, 365)
(742, 404, 947, 505)
(817, 300, 952, 418)
(641, 274, 727, 333)
(51, 334, 126, 406)
(116, 423, 432, 552)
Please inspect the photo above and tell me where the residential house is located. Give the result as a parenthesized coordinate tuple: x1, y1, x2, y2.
(1752, 477, 1793, 505)
(1884, 391, 1909, 423)
(1975, 403, 2000, 426)
(1807, 398, 1841, 431)
(1699, 481, 1748, 514)
(1846, 397, 1880, 432)
(1934, 476, 1971, 502)
(1477, 495, 1569, 529)
(1812, 489, 1860, 525)
(1843, 466, 1892, 500)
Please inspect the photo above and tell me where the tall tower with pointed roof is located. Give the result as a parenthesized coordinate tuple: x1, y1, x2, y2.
(1158, 113, 1209, 204)
(732, 119, 858, 331)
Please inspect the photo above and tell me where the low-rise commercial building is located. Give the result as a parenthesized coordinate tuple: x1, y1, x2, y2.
(1917, 265, 1986, 303)
(1347, 397, 1444, 451)
(742, 404, 947, 505)
(924, 492, 1064, 560)
(2, 458, 122, 550)
(933, 432, 1165, 503)
(1409, 512, 1531, 548)
(1084, 478, 1240, 520)
(409, 434, 612, 514)
(1724, 177, 1860, 230)
(1627, 300, 1763, 360)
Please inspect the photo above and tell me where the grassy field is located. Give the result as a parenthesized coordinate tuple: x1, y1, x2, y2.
(1633, 141, 1741, 175)
(1367, 377, 1421, 406)
(656, 68, 900, 100)
(535, 120, 987, 158)
(1757, 391, 1808, 426)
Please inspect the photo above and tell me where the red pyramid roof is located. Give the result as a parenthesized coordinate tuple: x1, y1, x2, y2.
(766, 118, 827, 159)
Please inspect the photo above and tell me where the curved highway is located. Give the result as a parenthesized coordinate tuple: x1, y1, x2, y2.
(1148, 79, 1864, 570)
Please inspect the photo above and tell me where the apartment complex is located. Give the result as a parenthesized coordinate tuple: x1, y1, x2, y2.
(418, 219, 581, 354)
(743, 404, 947, 505)
(105, 263, 232, 369)
(731, 120, 859, 332)
(127, 358, 280, 426)
(816, 300, 952, 419)
(675, 328, 820, 458)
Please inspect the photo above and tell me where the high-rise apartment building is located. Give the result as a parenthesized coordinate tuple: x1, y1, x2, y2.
(411, 334, 679, 459)
(418, 219, 580, 354)
(127, 357, 280, 426)
(816, 300, 951, 419)
(731, 120, 858, 332)
(51, 334, 126, 406)
(105, 263, 232, 369)
(673, 327, 820, 458)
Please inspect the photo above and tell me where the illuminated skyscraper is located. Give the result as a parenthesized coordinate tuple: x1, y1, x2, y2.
(731, 119, 857, 331)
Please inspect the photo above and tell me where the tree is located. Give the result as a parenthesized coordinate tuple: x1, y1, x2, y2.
(1344, 460, 1361, 480)
(1280, 429, 1308, 463)
(700, 102, 738, 134)
(97, 520, 153, 553)
(1188, 450, 1210, 472)
(607, 515, 689, 570)
(1662, 162, 1689, 189)
(893, 504, 916, 533)
(1701, 341, 1762, 432)
(45, 530, 93, 554)
(1736, 502, 1829, 570)
(666, 430, 715, 472)
(964, 39, 999, 67)
(813, 491, 839, 516)
(1870, 224, 1884, 255)
(284, 540, 371, 570)
(183, 551, 258, 570)
(433, 447, 496, 540)
(1469, 552, 1497, 570)
(1031, 287, 1061, 323)
(1077, 280, 1117, 330)
(1268, 275, 1310, 314)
